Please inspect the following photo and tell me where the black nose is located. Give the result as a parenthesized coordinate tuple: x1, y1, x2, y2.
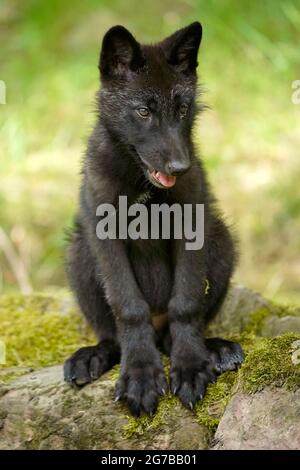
(166, 161, 190, 176)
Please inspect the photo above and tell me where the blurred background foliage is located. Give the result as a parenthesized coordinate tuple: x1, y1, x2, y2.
(0, 0, 299, 303)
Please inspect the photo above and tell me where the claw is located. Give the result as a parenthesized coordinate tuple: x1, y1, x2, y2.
(172, 386, 177, 395)
(114, 395, 121, 402)
(189, 401, 194, 410)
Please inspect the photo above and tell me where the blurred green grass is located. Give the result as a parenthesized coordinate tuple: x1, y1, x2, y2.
(0, 0, 300, 303)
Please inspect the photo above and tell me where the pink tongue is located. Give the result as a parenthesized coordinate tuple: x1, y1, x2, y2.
(152, 171, 176, 188)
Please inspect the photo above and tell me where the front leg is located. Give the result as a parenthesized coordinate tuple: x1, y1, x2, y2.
(168, 244, 216, 409)
(115, 321, 168, 416)
(169, 314, 217, 409)
(83, 196, 167, 415)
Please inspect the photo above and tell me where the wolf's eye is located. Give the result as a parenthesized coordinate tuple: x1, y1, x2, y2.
(179, 103, 188, 118)
(136, 107, 150, 118)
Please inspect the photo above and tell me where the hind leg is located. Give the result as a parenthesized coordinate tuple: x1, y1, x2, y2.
(159, 331, 244, 375)
(205, 338, 244, 374)
(64, 227, 120, 387)
(64, 340, 120, 386)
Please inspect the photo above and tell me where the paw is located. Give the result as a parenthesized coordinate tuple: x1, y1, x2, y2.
(170, 354, 217, 410)
(64, 341, 120, 387)
(206, 338, 244, 374)
(115, 362, 168, 416)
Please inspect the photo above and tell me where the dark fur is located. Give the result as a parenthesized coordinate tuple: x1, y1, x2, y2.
(64, 22, 244, 415)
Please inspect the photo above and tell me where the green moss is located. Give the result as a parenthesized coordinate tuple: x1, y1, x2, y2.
(195, 332, 300, 430)
(108, 364, 120, 381)
(244, 307, 272, 335)
(122, 353, 239, 438)
(195, 371, 236, 431)
(123, 332, 300, 438)
(122, 357, 175, 438)
(205, 279, 210, 295)
(123, 392, 178, 439)
(0, 368, 32, 386)
(239, 333, 300, 393)
(0, 294, 95, 369)
(275, 303, 300, 318)
(122, 371, 238, 438)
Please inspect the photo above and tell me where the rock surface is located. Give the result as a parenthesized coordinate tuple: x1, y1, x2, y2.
(207, 285, 271, 336)
(0, 366, 211, 450)
(208, 284, 300, 337)
(212, 388, 300, 450)
(0, 286, 300, 450)
(260, 315, 300, 336)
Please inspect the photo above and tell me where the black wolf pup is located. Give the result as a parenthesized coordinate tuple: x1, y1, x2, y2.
(64, 22, 244, 416)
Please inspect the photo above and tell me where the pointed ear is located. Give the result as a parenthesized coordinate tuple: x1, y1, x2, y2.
(99, 25, 144, 79)
(161, 22, 202, 74)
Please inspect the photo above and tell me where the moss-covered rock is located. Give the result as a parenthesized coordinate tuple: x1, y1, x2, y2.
(0, 288, 300, 449)
(0, 293, 94, 370)
(240, 333, 300, 392)
(208, 285, 300, 337)
(0, 366, 212, 450)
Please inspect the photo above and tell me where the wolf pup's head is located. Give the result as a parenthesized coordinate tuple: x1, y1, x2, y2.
(98, 22, 202, 189)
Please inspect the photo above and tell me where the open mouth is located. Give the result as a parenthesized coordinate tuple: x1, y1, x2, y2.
(131, 147, 177, 189)
(147, 169, 176, 189)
